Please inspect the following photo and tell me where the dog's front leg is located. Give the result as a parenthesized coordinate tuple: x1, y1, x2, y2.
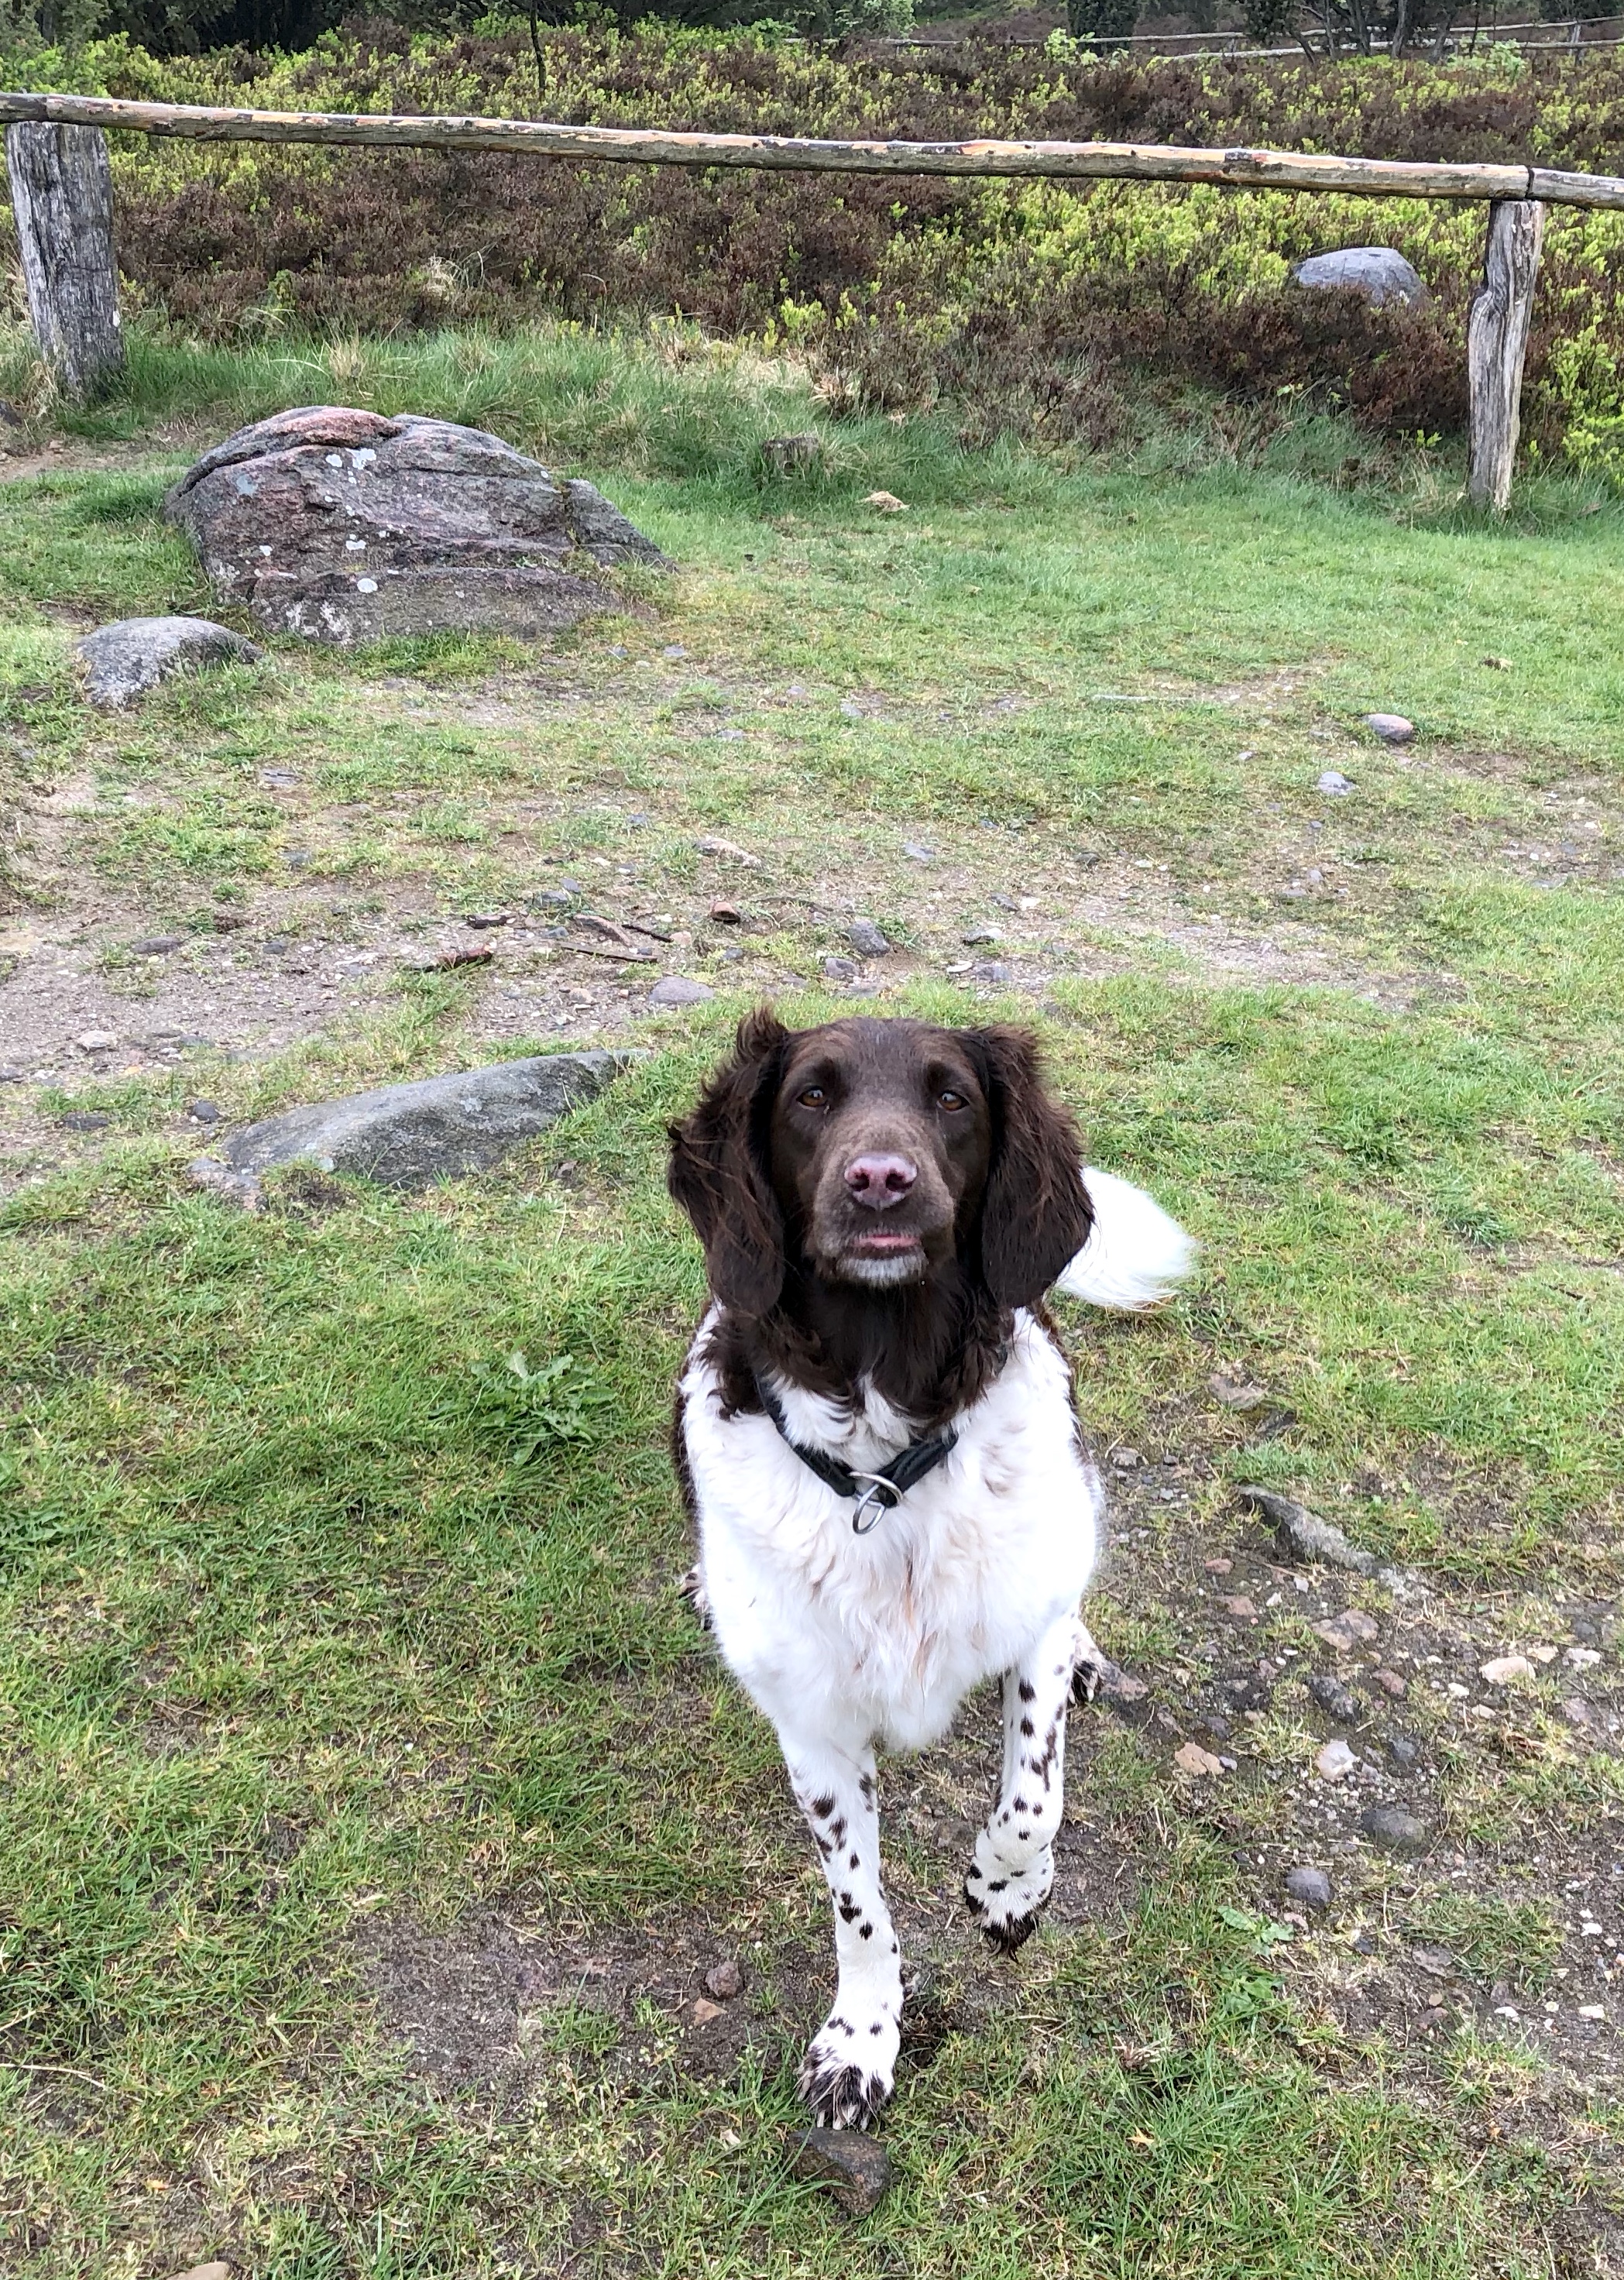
(780, 1732, 902, 2131)
(963, 1610, 1077, 1951)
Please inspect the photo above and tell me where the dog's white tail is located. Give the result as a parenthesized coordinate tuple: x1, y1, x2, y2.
(1058, 1167, 1197, 1312)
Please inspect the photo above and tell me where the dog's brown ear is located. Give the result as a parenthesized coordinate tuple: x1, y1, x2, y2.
(668, 1006, 791, 1316)
(965, 1026, 1092, 1310)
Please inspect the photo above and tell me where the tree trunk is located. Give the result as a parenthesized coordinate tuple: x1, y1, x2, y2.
(1466, 198, 1545, 513)
(4, 122, 125, 400)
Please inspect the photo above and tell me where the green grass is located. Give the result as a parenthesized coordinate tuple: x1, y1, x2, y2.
(1, 325, 1620, 2277)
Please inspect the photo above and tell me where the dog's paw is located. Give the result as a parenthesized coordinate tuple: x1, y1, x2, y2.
(678, 1564, 712, 1630)
(798, 2008, 898, 2131)
(963, 1843, 1055, 1953)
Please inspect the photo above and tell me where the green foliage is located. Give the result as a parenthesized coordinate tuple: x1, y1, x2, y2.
(5, 29, 1624, 466)
(460, 1348, 613, 1471)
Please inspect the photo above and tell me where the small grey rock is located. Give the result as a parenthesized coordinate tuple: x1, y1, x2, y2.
(821, 955, 858, 984)
(1289, 247, 1429, 308)
(704, 1958, 745, 2000)
(222, 1051, 633, 1190)
(648, 977, 715, 1008)
(1237, 1484, 1372, 1575)
(1385, 1732, 1421, 1768)
(1306, 1674, 1361, 1723)
(1358, 1805, 1430, 1858)
(847, 919, 891, 958)
(465, 912, 510, 930)
(972, 960, 1012, 984)
(1317, 769, 1354, 795)
(1284, 1864, 1333, 1911)
(60, 1111, 112, 1132)
(961, 925, 1003, 945)
(1364, 714, 1415, 744)
(1112, 1447, 1142, 1471)
(130, 933, 184, 956)
(901, 841, 936, 863)
(259, 767, 300, 790)
(0, 1067, 23, 1083)
(790, 2127, 892, 2217)
(75, 616, 263, 710)
(187, 1097, 221, 1125)
(189, 1157, 263, 1210)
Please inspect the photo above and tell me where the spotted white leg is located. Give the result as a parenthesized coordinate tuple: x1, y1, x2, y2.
(963, 1611, 1077, 1951)
(781, 1733, 903, 2131)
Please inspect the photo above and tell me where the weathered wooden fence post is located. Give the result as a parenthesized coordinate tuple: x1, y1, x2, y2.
(1466, 197, 1545, 513)
(4, 121, 125, 400)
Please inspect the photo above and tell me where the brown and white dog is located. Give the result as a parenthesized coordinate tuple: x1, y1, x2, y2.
(668, 1009, 1193, 2131)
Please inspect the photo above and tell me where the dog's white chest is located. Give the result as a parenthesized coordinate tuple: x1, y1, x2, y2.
(680, 1311, 1101, 1752)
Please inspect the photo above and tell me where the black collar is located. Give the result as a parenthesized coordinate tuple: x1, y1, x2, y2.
(753, 1372, 959, 1536)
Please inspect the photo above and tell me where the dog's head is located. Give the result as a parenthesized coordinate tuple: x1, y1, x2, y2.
(668, 1008, 1091, 1319)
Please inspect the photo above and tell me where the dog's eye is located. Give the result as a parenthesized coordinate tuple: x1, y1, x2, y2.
(937, 1089, 967, 1111)
(797, 1086, 829, 1109)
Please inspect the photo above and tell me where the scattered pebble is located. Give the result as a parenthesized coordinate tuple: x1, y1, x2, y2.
(1358, 1805, 1430, 1858)
(847, 919, 891, 958)
(1210, 1372, 1269, 1410)
(1173, 1741, 1225, 1777)
(972, 960, 1011, 984)
(1370, 1668, 1407, 1698)
(705, 1958, 745, 2000)
(130, 934, 184, 956)
(1316, 1739, 1358, 1781)
(1560, 1697, 1598, 1729)
(187, 1099, 221, 1125)
(1314, 1609, 1381, 1653)
(1306, 1674, 1360, 1723)
(1578, 2004, 1607, 2021)
(1203, 1556, 1233, 1575)
(648, 977, 715, 1008)
(821, 955, 858, 983)
(1364, 713, 1414, 743)
(901, 841, 936, 863)
(60, 1111, 112, 1132)
(1284, 1864, 1332, 1911)
(259, 767, 299, 788)
(1480, 1653, 1536, 1685)
(1112, 1447, 1142, 1471)
(960, 925, 1002, 945)
(464, 912, 510, 929)
(690, 1997, 723, 2025)
(1564, 1646, 1602, 1670)
(661, 644, 688, 661)
(1317, 769, 1354, 795)
(791, 2127, 893, 2216)
(1385, 1733, 1421, 1768)
(75, 1028, 118, 1052)
(695, 836, 760, 868)
(1220, 1595, 1258, 1620)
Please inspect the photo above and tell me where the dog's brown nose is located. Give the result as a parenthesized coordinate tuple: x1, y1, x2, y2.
(845, 1152, 917, 1210)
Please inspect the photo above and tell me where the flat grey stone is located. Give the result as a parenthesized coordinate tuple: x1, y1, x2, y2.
(1317, 769, 1354, 795)
(1359, 1805, 1430, 1858)
(972, 960, 1012, 984)
(1284, 1864, 1332, 1911)
(821, 955, 858, 983)
(790, 2127, 892, 2216)
(164, 407, 668, 645)
(961, 925, 1002, 945)
(130, 933, 184, 955)
(846, 919, 892, 958)
(1386, 1733, 1421, 1768)
(1365, 714, 1415, 743)
(1236, 1483, 1415, 1595)
(75, 616, 262, 709)
(648, 977, 714, 1008)
(1290, 247, 1430, 308)
(218, 1050, 631, 1191)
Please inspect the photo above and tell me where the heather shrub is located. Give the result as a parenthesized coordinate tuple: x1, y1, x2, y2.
(5, 24, 1624, 472)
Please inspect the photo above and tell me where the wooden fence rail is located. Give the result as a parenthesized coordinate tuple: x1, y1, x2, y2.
(6, 88, 1612, 506)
